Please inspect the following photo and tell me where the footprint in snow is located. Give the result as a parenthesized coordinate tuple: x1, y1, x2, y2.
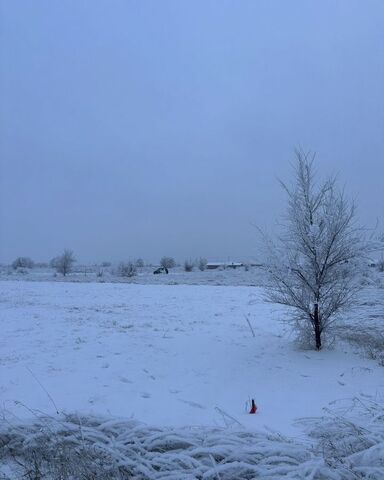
(141, 392, 151, 399)
(88, 396, 101, 405)
(119, 376, 133, 384)
(142, 369, 156, 380)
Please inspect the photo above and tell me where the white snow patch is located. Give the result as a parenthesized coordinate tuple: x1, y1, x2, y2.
(0, 280, 383, 439)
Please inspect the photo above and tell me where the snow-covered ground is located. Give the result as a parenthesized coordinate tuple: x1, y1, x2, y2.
(0, 265, 265, 287)
(1, 279, 383, 439)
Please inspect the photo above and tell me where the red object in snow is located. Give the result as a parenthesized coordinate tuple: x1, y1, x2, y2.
(249, 399, 257, 414)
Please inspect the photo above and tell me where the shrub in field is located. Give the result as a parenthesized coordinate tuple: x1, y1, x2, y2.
(377, 258, 384, 272)
(50, 250, 76, 276)
(184, 259, 194, 272)
(160, 256, 176, 269)
(12, 257, 34, 269)
(135, 258, 145, 268)
(198, 257, 207, 271)
(117, 261, 137, 277)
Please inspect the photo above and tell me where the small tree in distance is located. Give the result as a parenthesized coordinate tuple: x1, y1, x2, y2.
(160, 256, 176, 269)
(118, 261, 137, 277)
(12, 257, 34, 269)
(261, 150, 365, 350)
(184, 259, 194, 272)
(51, 250, 76, 276)
(377, 256, 384, 272)
(135, 258, 145, 268)
(198, 258, 207, 271)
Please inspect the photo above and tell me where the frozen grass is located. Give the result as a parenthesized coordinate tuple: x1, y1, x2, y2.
(0, 265, 265, 287)
(0, 413, 307, 479)
(335, 278, 384, 365)
(1, 395, 384, 479)
(299, 396, 384, 479)
(1, 275, 383, 478)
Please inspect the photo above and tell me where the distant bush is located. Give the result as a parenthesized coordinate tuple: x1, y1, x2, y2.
(160, 256, 176, 269)
(51, 250, 76, 276)
(184, 260, 194, 272)
(101, 261, 111, 267)
(135, 258, 145, 268)
(198, 258, 207, 271)
(12, 257, 34, 269)
(377, 259, 384, 272)
(117, 262, 137, 277)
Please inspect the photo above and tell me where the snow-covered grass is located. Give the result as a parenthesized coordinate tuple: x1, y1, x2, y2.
(1, 396, 384, 479)
(0, 414, 311, 479)
(1, 280, 383, 433)
(0, 278, 383, 478)
(0, 264, 265, 287)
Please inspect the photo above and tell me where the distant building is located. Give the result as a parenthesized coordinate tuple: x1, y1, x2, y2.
(225, 262, 243, 269)
(206, 262, 225, 270)
(206, 262, 243, 270)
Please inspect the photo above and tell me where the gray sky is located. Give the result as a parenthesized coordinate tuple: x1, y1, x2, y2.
(1, 1, 383, 264)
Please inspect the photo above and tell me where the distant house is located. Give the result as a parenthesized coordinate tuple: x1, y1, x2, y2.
(206, 262, 243, 270)
(206, 262, 225, 270)
(225, 262, 243, 269)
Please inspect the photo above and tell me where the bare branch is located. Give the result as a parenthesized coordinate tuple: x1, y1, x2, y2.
(259, 150, 367, 350)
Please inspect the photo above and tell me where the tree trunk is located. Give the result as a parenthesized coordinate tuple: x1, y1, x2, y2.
(314, 303, 321, 350)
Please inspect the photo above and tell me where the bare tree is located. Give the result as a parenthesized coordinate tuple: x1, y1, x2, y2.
(184, 259, 194, 272)
(52, 250, 76, 276)
(261, 150, 365, 350)
(12, 257, 34, 269)
(160, 256, 176, 269)
(198, 257, 207, 271)
(135, 258, 145, 268)
(377, 256, 384, 272)
(117, 261, 137, 277)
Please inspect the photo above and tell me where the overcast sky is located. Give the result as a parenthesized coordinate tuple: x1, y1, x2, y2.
(1, 1, 383, 264)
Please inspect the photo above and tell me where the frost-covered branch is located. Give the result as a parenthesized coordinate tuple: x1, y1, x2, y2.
(260, 150, 368, 349)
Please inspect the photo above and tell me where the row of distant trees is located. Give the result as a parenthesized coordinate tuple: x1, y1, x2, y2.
(114, 257, 208, 278)
(161, 256, 208, 272)
(11, 251, 76, 276)
(10, 254, 212, 277)
(11, 250, 77, 276)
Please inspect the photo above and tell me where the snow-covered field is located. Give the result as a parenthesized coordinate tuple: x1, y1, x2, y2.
(0, 264, 265, 287)
(1, 278, 383, 440)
